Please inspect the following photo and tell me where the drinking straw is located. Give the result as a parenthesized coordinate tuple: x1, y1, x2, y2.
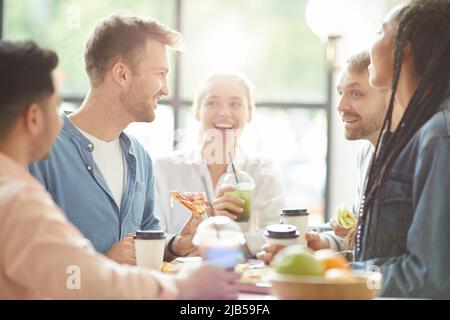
(228, 152, 240, 184)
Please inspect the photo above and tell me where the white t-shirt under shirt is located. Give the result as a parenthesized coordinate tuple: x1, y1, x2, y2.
(76, 127, 127, 209)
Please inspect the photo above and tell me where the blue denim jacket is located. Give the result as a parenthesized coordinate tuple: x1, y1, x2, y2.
(29, 113, 160, 253)
(353, 96, 450, 299)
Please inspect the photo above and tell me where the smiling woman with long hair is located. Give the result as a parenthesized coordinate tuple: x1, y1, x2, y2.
(154, 71, 287, 257)
(352, 0, 450, 298)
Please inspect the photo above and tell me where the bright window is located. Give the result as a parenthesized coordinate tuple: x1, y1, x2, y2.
(4, 0, 173, 97)
(181, 0, 327, 103)
(3, 0, 328, 222)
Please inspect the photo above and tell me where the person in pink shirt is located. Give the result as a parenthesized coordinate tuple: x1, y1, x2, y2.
(0, 40, 239, 300)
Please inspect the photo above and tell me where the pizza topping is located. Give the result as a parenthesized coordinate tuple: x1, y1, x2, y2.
(170, 191, 208, 218)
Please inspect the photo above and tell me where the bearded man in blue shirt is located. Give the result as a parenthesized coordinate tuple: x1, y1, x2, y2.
(29, 13, 198, 264)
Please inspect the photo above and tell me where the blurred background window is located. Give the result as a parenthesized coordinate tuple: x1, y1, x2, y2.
(3, 0, 173, 98)
(181, 0, 326, 103)
(1, 0, 329, 224)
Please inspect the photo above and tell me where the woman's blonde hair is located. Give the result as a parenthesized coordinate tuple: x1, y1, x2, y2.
(192, 71, 256, 119)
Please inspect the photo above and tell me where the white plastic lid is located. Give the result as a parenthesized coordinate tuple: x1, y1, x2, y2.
(193, 216, 246, 247)
(221, 170, 255, 190)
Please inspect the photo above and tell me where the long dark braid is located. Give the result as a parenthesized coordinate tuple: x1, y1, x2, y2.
(360, 0, 450, 244)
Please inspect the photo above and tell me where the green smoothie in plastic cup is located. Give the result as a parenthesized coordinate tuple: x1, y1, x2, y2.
(225, 189, 252, 222)
(222, 171, 255, 223)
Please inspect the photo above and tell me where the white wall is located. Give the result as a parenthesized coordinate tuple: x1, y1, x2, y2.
(327, 0, 394, 218)
(329, 71, 366, 216)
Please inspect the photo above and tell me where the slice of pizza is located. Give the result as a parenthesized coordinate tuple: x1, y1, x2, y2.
(170, 191, 208, 218)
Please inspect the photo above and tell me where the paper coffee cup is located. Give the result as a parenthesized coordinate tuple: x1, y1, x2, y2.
(280, 209, 309, 246)
(134, 230, 166, 270)
(263, 224, 300, 246)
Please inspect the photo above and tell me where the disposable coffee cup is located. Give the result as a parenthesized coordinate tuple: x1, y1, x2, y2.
(263, 224, 299, 246)
(134, 230, 166, 270)
(280, 209, 309, 246)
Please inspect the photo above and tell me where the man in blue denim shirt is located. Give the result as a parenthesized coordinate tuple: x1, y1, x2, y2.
(30, 113, 158, 255)
(29, 14, 198, 264)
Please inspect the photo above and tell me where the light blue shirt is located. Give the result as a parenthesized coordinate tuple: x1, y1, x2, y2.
(29, 113, 160, 253)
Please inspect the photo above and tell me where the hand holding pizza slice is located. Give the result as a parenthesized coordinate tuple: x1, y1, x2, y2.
(170, 191, 208, 219)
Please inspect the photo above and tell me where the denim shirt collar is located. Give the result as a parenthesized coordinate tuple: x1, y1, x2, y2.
(61, 112, 135, 159)
(61, 112, 137, 216)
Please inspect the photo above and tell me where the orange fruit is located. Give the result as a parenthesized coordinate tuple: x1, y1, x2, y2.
(314, 249, 349, 271)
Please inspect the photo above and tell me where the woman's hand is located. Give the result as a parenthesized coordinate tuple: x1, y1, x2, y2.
(171, 199, 222, 257)
(211, 186, 245, 220)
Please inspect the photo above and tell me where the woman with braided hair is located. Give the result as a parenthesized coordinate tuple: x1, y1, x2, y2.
(353, 0, 450, 298)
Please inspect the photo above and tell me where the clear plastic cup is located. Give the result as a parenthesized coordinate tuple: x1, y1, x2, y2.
(193, 216, 246, 269)
(221, 170, 255, 226)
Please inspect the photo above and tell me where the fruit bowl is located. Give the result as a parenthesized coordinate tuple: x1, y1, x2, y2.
(269, 272, 380, 300)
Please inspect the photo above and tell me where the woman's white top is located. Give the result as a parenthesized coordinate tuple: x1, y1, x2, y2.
(154, 148, 287, 255)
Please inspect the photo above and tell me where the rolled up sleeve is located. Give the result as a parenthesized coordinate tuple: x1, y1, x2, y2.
(1, 185, 177, 299)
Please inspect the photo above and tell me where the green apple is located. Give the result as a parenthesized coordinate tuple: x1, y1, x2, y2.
(272, 245, 325, 276)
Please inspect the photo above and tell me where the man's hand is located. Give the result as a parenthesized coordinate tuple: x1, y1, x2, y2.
(106, 233, 136, 265)
(175, 264, 240, 300)
(211, 186, 245, 220)
(305, 231, 331, 250)
(256, 243, 286, 265)
(330, 219, 352, 238)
